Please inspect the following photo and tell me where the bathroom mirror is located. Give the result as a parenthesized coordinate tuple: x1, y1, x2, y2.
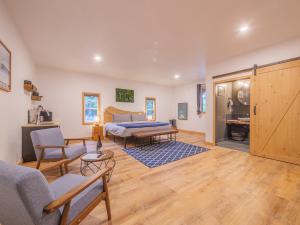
(237, 87, 250, 105)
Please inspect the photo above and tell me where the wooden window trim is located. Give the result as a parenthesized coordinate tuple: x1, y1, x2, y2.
(145, 97, 156, 121)
(82, 92, 100, 125)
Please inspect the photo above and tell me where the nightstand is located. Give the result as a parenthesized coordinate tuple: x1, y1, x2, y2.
(92, 125, 104, 141)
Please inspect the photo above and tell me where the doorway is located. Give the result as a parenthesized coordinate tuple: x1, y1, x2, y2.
(214, 78, 251, 152)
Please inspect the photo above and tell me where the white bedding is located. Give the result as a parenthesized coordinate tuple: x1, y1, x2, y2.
(104, 121, 171, 137)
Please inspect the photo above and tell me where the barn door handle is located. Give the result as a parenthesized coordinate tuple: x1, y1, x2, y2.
(253, 105, 257, 115)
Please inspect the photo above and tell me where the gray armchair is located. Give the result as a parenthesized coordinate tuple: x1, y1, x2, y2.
(30, 128, 87, 169)
(0, 160, 111, 225)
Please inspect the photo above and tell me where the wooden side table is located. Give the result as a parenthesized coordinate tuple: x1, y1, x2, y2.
(92, 125, 104, 141)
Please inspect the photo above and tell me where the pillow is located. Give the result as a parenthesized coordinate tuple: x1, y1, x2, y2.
(112, 114, 131, 123)
(132, 113, 147, 122)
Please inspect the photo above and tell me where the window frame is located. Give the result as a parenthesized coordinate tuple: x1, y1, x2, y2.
(145, 97, 156, 121)
(82, 92, 100, 125)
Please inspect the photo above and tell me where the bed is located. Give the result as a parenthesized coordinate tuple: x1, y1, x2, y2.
(103, 106, 171, 146)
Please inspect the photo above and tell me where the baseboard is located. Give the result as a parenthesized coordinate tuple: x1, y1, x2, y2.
(177, 129, 205, 135)
(204, 141, 215, 146)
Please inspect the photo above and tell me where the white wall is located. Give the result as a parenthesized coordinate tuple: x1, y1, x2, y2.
(173, 37, 300, 143)
(0, 0, 36, 163)
(36, 66, 174, 138)
(172, 82, 206, 133)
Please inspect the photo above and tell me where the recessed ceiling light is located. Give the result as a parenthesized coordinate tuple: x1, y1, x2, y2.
(239, 25, 250, 34)
(93, 54, 103, 62)
(174, 74, 180, 79)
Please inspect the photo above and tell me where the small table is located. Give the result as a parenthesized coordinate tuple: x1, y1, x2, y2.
(92, 125, 104, 141)
(80, 150, 116, 182)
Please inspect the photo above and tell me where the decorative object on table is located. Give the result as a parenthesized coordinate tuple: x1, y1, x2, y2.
(217, 85, 226, 96)
(123, 141, 209, 168)
(97, 135, 103, 154)
(116, 88, 134, 103)
(80, 150, 116, 182)
(0, 40, 12, 92)
(178, 102, 188, 120)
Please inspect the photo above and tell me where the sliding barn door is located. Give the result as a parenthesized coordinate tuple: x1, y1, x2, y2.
(250, 59, 300, 164)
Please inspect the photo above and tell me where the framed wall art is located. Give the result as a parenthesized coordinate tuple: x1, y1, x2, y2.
(0, 40, 12, 92)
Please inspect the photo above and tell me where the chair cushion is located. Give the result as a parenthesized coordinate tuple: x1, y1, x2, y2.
(44, 145, 86, 160)
(0, 160, 60, 225)
(49, 174, 103, 224)
(31, 128, 65, 159)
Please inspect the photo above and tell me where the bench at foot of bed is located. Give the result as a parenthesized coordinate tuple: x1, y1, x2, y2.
(131, 128, 179, 149)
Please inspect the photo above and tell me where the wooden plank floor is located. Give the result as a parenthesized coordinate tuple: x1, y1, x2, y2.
(42, 131, 300, 225)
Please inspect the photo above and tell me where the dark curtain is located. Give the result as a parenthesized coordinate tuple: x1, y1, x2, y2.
(197, 83, 206, 114)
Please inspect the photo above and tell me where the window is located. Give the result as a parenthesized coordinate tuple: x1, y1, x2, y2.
(145, 97, 156, 121)
(82, 93, 100, 125)
(197, 84, 206, 114)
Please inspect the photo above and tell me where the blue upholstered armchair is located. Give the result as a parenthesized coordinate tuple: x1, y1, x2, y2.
(30, 128, 87, 170)
(0, 160, 111, 225)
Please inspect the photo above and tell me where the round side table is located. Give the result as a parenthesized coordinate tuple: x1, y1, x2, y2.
(80, 150, 116, 182)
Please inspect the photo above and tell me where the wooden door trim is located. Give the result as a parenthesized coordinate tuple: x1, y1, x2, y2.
(213, 73, 252, 146)
(212, 56, 300, 79)
(257, 58, 300, 74)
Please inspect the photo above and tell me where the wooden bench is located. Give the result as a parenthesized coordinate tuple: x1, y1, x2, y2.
(132, 129, 179, 149)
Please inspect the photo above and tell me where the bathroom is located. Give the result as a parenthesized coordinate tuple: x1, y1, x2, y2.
(215, 78, 250, 152)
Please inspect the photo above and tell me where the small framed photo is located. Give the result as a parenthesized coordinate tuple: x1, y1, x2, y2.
(178, 102, 188, 120)
(217, 85, 225, 96)
(0, 40, 12, 92)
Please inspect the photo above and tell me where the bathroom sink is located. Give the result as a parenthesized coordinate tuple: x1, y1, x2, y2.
(238, 117, 250, 122)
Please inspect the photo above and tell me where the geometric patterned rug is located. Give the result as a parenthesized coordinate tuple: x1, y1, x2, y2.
(123, 141, 209, 168)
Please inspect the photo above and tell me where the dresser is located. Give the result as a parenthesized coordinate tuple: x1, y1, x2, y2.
(22, 122, 60, 162)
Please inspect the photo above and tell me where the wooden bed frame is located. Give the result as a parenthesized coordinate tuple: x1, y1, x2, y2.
(103, 106, 144, 124)
(103, 106, 145, 147)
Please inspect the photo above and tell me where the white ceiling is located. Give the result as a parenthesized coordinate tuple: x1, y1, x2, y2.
(4, 0, 300, 86)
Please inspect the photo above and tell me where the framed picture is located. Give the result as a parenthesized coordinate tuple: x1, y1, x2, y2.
(0, 40, 12, 92)
(217, 85, 225, 96)
(178, 103, 188, 120)
(116, 88, 134, 103)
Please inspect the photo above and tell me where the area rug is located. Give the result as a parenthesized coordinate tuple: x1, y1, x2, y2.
(123, 141, 209, 168)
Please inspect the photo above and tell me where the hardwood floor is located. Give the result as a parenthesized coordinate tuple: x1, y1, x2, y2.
(42, 131, 300, 225)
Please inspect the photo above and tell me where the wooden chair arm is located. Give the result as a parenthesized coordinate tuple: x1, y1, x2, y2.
(35, 145, 68, 150)
(64, 138, 88, 146)
(44, 167, 111, 213)
(64, 138, 89, 141)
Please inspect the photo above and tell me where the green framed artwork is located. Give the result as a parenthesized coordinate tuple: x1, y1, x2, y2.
(116, 88, 134, 103)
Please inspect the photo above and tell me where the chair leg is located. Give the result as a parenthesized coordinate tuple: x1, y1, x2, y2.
(64, 163, 69, 174)
(103, 175, 112, 220)
(59, 165, 64, 176)
(36, 149, 45, 169)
